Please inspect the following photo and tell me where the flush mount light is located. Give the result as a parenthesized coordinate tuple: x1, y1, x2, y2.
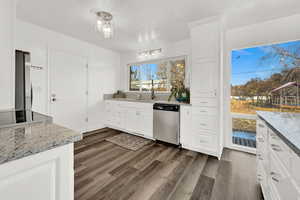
(96, 11, 114, 39)
(138, 48, 162, 58)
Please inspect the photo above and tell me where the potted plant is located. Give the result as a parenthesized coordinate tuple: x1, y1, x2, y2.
(168, 81, 190, 103)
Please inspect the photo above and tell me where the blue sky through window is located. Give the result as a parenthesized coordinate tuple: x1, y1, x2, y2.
(132, 63, 159, 80)
(231, 40, 300, 86)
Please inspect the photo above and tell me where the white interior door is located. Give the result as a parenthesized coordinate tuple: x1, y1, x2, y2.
(50, 50, 87, 132)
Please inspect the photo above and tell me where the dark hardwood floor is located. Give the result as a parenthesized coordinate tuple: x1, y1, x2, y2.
(74, 129, 263, 200)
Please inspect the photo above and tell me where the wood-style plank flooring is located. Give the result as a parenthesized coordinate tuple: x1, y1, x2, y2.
(74, 129, 263, 200)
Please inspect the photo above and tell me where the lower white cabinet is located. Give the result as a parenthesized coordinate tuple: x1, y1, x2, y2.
(0, 144, 74, 200)
(256, 119, 300, 200)
(104, 100, 153, 139)
(180, 105, 221, 158)
(105, 100, 222, 158)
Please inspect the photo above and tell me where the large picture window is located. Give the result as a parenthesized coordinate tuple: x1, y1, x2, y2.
(231, 40, 300, 149)
(129, 57, 186, 92)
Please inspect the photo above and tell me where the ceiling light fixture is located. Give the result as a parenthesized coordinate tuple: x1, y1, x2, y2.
(96, 11, 114, 39)
(138, 48, 162, 58)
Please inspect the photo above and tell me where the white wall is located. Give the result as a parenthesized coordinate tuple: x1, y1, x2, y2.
(223, 14, 300, 147)
(15, 20, 121, 131)
(119, 39, 191, 91)
(0, 0, 15, 110)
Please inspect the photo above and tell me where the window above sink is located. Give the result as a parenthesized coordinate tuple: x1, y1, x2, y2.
(128, 56, 186, 92)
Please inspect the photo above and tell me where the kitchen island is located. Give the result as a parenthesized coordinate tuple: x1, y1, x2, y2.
(0, 114, 82, 200)
(256, 111, 300, 200)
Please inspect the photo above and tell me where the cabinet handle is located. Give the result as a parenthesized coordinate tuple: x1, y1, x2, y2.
(271, 144, 282, 152)
(200, 123, 207, 126)
(270, 171, 280, 182)
(257, 137, 264, 142)
(258, 124, 265, 128)
(200, 110, 207, 113)
(200, 102, 208, 104)
(272, 177, 279, 182)
(271, 134, 278, 140)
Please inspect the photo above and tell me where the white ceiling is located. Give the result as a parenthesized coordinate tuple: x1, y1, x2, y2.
(17, 0, 300, 52)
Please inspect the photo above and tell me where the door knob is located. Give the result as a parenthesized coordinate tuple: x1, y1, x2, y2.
(51, 97, 57, 102)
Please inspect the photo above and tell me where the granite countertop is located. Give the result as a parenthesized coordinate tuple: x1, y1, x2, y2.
(0, 122, 82, 165)
(0, 110, 53, 129)
(105, 98, 192, 106)
(257, 111, 300, 156)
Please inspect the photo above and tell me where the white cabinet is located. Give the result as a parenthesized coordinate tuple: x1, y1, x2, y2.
(180, 105, 220, 158)
(256, 118, 300, 200)
(105, 100, 153, 139)
(190, 21, 219, 60)
(180, 17, 223, 159)
(124, 108, 139, 133)
(191, 60, 218, 99)
(0, 144, 74, 200)
(190, 19, 220, 100)
(139, 111, 153, 138)
(104, 101, 125, 129)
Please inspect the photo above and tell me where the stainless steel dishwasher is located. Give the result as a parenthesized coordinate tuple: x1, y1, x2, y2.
(153, 103, 180, 145)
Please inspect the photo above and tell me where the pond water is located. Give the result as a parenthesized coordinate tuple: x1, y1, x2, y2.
(233, 130, 256, 141)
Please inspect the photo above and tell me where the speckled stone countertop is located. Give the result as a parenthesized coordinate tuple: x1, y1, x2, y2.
(0, 110, 53, 129)
(257, 111, 300, 156)
(105, 98, 191, 106)
(0, 122, 82, 165)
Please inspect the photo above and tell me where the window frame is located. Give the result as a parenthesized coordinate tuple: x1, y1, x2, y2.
(127, 55, 187, 93)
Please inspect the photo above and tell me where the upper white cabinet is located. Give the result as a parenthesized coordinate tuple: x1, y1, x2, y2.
(190, 19, 221, 100)
(191, 60, 218, 98)
(190, 22, 219, 60)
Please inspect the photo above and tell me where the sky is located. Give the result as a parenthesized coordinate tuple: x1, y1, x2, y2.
(131, 63, 158, 80)
(231, 40, 300, 86)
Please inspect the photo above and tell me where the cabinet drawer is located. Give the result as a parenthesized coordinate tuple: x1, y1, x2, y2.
(269, 153, 299, 200)
(192, 114, 218, 132)
(181, 132, 217, 151)
(257, 162, 269, 197)
(257, 119, 268, 141)
(191, 98, 218, 107)
(269, 130, 291, 171)
(192, 107, 218, 116)
(257, 134, 269, 170)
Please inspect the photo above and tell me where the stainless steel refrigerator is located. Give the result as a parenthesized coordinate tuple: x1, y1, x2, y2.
(15, 50, 32, 111)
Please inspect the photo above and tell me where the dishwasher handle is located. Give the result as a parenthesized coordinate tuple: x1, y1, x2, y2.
(153, 103, 180, 112)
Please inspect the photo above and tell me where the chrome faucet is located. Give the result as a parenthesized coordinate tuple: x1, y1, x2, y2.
(151, 79, 155, 100)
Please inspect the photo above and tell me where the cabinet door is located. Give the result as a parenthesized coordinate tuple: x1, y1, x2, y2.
(191, 22, 219, 59)
(180, 106, 192, 144)
(125, 109, 139, 133)
(104, 102, 114, 126)
(140, 112, 153, 138)
(191, 60, 218, 98)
